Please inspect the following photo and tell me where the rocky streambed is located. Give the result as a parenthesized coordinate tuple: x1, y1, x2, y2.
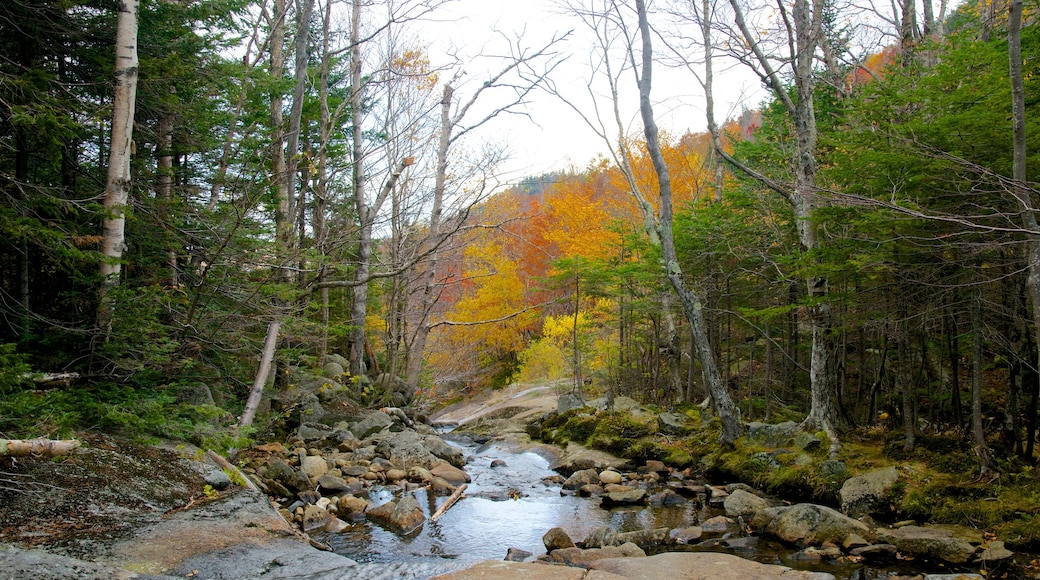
(0, 390, 1022, 580)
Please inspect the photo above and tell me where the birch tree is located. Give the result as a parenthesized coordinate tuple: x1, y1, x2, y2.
(98, 0, 140, 329)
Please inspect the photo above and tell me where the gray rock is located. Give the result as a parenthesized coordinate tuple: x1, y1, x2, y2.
(323, 361, 345, 378)
(200, 464, 232, 491)
(747, 421, 799, 447)
(657, 412, 691, 435)
(170, 537, 358, 579)
(724, 488, 771, 517)
(581, 526, 621, 548)
(373, 430, 437, 467)
(504, 547, 532, 562)
(301, 503, 333, 533)
(431, 561, 589, 579)
(351, 411, 393, 439)
(876, 525, 978, 564)
(541, 542, 645, 567)
(819, 460, 847, 478)
(616, 527, 670, 548)
(589, 551, 834, 580)
(298, 423, 330, 442)
(422, 433, 466, 467)
(316, 474, 350, 493)
(753, 503, 871, 547)
(0, 545, 141, 580)
(977, 540, 1014, 562)
(557, 392, 585, 414)
(578, 483, 604, 497)
(563, 468, 600, 490)
(793, 431, 822, 451)
(542, 526, 577, 552)
(649, 488, 685, 507)
(850, 543, 897, 560)
(601, 488, 648, 507)
(701, 515, 737, 533)
(839, 466, 900, 518)
(669, 526, 703, 544)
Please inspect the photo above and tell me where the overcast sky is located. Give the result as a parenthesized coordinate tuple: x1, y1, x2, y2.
(414, 0, 765, 185)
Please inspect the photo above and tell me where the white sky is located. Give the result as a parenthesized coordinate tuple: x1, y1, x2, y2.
(414, 0, 766, 185)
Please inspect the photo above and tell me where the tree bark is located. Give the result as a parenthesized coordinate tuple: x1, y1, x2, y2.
(635, 0, 742, 445)
(971, 294, 993, 473)
(1, 438, 81, 457)
(269, 0, 291, 282)
(97, 0, 140, 329)
(239, 320, 280, 429)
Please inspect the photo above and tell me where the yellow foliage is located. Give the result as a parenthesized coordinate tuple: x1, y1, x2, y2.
(435, 239, 537, 361)
(516, 339, 568, 383)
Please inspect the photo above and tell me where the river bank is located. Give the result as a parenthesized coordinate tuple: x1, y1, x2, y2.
(0, 380, 1033, 579)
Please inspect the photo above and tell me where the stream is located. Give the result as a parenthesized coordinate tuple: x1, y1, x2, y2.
(320, 436, 959, 580)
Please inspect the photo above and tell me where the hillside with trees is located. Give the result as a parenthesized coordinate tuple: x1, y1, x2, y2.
(1, 0, 1039, 536)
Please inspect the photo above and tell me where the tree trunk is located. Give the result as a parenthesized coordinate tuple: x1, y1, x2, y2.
(240, 320, 280, 429)
(634, 0, 742, 445)
(347, 0, 367, 375)
(284, 0, 314, 275)
(1, 438, 81, 457)
(406, 84, 452, 390)
(972, 294, 993, 473)
(269, 0, 290, 281)
(156, 114, 177, 286)
(97, 0, 140, 329)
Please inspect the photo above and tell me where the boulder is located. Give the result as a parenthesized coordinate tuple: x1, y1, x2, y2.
(422, 434, 466, 467)
(542, 526, 577, 552)
(598, 469, 623, 485)
(753, 503, 871, 547)
(430, 462, 470, 485)
(430, 561, 588, 580)
(578, 484, 604, 497)
(337, 494, 368, 517)
(557, 393, 585, 414)
(504, 547, 533, 562)
(977, 540, 1014, 563)
(322, 361, 345, 378)
(581, 526, 621, 548)
(724, 488, 771, 517)
(299, 455, 328, 481)
(700, 515, 737, 533)
(669, 526, 703, 544)
(589, 551, 835, 579)
(657, 412, 691, 435)
(616, 528, 669, 549)
(316, 474, 350, 494)
(876, 525, 977, 564)
(747, 421, 799, 448)
(541, 542, 645, 567)
(839, 466, 900, 518)
(366, 495, 425, 534)
(351, 411, 393, 439)
(563, 468, 600, 490)
(373, 430, 437, 468)
(300, 503, 333, 533)
(649, 489, 685, 507)
(601, 488, 647, 507)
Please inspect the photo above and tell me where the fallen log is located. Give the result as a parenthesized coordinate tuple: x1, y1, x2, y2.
(430, 483, 467, 522)
(0, 438, 81, 457)
(26, 372, 80, 386)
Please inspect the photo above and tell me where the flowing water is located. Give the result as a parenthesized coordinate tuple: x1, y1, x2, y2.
(320, 436, 970, 580)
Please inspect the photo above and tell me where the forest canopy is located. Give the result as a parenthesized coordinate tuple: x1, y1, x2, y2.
(0, 0, 1038, 470)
